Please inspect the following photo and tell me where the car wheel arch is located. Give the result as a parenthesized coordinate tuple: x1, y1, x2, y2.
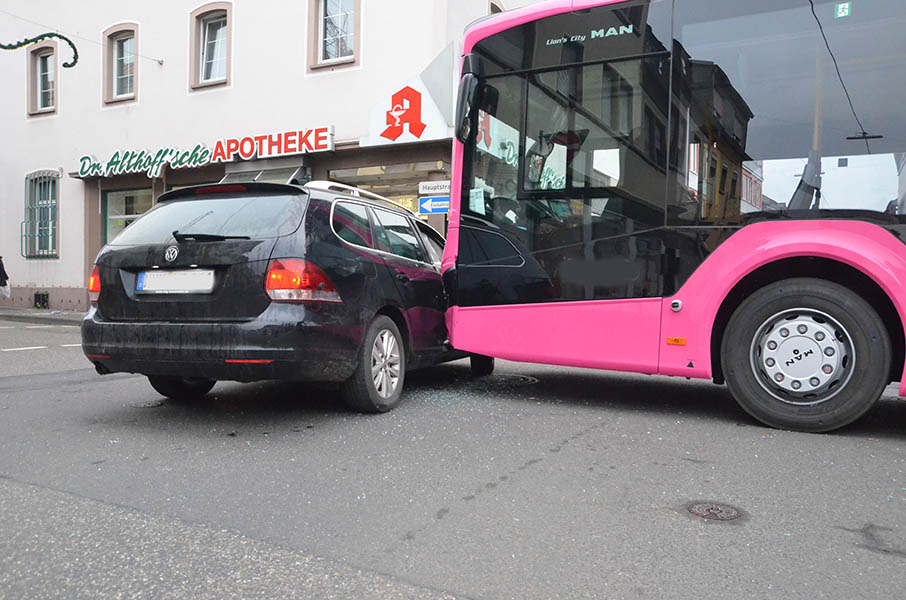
(373, 306, 412, 360)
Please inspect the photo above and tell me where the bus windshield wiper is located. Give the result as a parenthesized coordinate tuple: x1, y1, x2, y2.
(172, 230, 251, 243)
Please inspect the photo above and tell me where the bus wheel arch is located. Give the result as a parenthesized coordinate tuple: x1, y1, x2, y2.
(710, 256, 904, 386)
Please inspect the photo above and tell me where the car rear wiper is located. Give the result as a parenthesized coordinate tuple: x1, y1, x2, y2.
(172, 230, 251, 243)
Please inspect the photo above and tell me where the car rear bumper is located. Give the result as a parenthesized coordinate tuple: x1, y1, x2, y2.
(80, 304, 362, 382)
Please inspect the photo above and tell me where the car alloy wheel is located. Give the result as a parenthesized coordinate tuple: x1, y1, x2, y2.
(341, 315, 406, 413)
(372, 329, 401, 399)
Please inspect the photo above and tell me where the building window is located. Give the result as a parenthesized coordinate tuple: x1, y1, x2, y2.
(190, 2, 232, 89)
(309, 0, 360, 71)
(104, 24, 138, 104)
(201, 14, 227, 81)
(38, 52, 54, 108)
(23, 171, 60, 258)
(28, 41, 57, 115)
(321, 0, 354, 62)
(115, 36, 135, 95)
(104, 189, 153, 243)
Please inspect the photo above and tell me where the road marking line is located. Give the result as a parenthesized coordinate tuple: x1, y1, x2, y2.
(25, 325, 56, 329)
(0, 326, 14, 329)
(60, 343, 82, 348)
(0, 346, 49, 352)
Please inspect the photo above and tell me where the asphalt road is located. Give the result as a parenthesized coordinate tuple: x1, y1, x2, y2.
(1, 318, 905, 599)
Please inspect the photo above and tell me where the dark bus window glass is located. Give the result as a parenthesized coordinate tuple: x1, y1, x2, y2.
(373, 208, 426, 262)
(465, 75, 523, 218)
(461, 40, 672, 303)
(524, 59, 668, 196)
(109, 193, 306, 246)
(521, 57, 670, 207)
(669, 0, 906, 225)
(332, 201, 373, 248)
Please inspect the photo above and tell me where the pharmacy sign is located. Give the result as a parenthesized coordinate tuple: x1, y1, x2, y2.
(78, 126, 334, 179)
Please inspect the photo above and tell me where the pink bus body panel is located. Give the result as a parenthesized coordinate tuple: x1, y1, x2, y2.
(447, 298, 661, 373)
(445, 0, 906, 396)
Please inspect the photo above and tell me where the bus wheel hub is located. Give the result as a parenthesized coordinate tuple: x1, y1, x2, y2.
(751, 308, 853, 404)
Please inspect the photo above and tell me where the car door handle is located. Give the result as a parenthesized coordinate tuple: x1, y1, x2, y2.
(396, 271, 410, 283)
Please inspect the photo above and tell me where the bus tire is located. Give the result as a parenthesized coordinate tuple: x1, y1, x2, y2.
(342, 316, 405, 413)
(721, 278, 890, 433)
(470, 354, 495, 376)
(148, 376, 215, 401)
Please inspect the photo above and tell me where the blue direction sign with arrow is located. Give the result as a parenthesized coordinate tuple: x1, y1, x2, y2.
(419, 196, 450, 214)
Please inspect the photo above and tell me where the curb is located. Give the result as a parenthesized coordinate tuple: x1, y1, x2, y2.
(0, 310, 85, 326)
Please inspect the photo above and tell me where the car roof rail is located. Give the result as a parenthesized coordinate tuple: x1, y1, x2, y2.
(305, 180, 416, 216)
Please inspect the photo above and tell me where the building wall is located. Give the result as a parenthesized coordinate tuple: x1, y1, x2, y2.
(0, 0, 537, 307)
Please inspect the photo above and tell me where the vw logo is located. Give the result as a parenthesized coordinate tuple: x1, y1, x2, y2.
(164, 246, 179, 262)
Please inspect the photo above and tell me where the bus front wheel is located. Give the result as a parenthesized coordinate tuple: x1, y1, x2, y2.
(721, 278, 890, 433)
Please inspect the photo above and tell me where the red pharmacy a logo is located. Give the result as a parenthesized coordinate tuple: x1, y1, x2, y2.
(381, 86, 427, 141)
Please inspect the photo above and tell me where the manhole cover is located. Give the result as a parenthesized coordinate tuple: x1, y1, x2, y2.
(687, 502, 741, 521)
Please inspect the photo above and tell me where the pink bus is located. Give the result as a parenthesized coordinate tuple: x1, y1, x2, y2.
(443, 0, 906, 432)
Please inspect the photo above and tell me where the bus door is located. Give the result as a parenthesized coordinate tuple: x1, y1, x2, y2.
(452, 20, 675, 373)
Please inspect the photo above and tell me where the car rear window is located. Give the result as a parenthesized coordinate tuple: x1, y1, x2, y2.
(108, 193, 307, 246)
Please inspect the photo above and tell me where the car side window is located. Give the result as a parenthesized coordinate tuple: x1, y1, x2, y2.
(332, 201, 373, 248)
(372, 208, 426, 262)
(415, 220, 444, 266)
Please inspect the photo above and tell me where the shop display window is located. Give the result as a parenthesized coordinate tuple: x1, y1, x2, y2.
(104, 189, 153, 243)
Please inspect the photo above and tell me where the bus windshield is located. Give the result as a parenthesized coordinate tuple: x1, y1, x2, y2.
(453, 0, 906, 305)
(461, 0, 905, 224)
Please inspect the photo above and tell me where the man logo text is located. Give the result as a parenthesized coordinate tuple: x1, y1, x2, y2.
(591, 25, 634, 38)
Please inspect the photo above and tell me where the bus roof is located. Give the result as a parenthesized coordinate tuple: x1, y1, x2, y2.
(463, 0, 628, 54)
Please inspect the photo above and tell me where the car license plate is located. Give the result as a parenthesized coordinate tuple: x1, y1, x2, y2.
(136, 269, 215, 294)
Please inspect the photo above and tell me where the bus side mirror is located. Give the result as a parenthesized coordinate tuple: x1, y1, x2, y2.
(455, 73, 480, 144)
(525, 134, 556, 185)
(526, 151, 546, 185)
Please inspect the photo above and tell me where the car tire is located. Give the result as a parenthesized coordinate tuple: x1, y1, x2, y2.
(148, 376, 216, 401)
(470, 354, 495, 376)
(342, 316, 406, 413)
(721, 278, 890, 433)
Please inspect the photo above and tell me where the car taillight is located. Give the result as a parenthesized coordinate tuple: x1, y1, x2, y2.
(88, 266, 101, 304)
(265, 259, 342, 303)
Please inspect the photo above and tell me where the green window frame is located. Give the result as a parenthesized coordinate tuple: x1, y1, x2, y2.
(21, 170, 60, 259)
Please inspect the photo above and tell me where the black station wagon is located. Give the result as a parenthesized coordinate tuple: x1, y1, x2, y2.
(81, 181, 491, 412)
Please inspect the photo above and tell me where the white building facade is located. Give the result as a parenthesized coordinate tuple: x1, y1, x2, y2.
(0, 0, 525, 310)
